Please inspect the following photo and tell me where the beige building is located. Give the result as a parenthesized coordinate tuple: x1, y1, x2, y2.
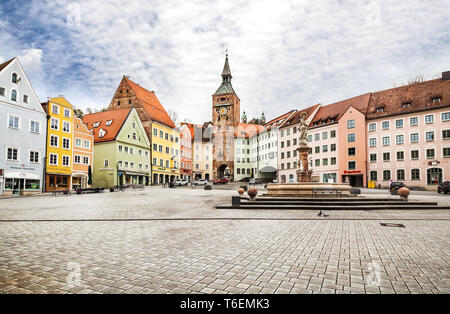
(183, 123, 213, 181)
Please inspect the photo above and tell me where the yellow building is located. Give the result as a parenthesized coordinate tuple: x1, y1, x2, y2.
(42, 97, 74, 192)
(151, 121, 181, 184)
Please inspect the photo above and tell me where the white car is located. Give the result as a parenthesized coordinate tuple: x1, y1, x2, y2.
(174, 179, 189, 186)
(194, 179, 208, 186)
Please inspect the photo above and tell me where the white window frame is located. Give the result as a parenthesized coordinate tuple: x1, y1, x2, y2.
(62, 137, 71, 150)
(29, 120, 40, 133)
(62, 121, 71, 133)
(7, 114, 20, 129)
(29, 150, 40, 164)
(6, 147, 19, 162)
(50, 117, 59, 130)
(425, 114, 434, 124)
(442, 112, 450, 122)
(74, 155, 81, 164)
(75, 138, 82, 148)
(104, 160, 109, 167)
(410, 116, 419, 126)
(52, 104, 59, 115)
(50, 135, 59, 148)
(83, 156, 89, 165)
(49, 153, 58, 166)
(64, 108, 71, 118)
(83, 140, 90, 150)
(62, 155, 70, 167)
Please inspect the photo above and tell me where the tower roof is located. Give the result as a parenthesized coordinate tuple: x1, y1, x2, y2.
(221, 53, 232, 79)
(213, 53, 237, 96)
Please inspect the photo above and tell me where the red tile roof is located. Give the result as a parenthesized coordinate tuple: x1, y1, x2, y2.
(264, 110, 296, 130)
(280, 104, 320, 129)
(310, 94, 371, 128)
(82, 109, 131, 143)
(234, 123, 264, 138)
(124, 77, 175, 128)
(367, 77, 450, 119)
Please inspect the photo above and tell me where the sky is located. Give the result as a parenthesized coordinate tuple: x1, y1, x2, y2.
(1, 0, 449, 124)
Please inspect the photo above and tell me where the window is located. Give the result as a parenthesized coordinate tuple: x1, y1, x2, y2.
(11, 90, 17, 101)
(165, 133, 169, 140)
(432, 97, 441, 103)
(410, 133, 419, 143)
(382, 136, 390, 146)
(52, 104, 59, 114)
(93, 122, 100, 128)
(370, 153, 377, 162)
(322, 159, 328, 166)
(402, 102, 411, 108)
(23, 95, 28, 103)
(369, 123, 376, 132)
(307, 135, 312, 142)
(397, 169, 405, 181)
(160, 131, 164, 138)
(426, 149, 435, 159)
(315, 134, 320, 141)
(370, 171, 378, 181)
(330, 131, 336, 138)
(331, 157, 336, 165)
(426, 131, 435, 142)
(315, 159, 320, 167)
(29, 151, 40, 163)
(347, 134, 355, 142)
(397, 151, 405, 161)
(323, 145, 328, 153)
(348, 161, 356, 170)
(98, 129, 106, 138)
(74, 155, 81, 164)
(425, 115, 434, 124)
(347, 120, 355, 129)
(322, 132, 328, 140)
(443, 147, 450, 158)
(411, 169, 420, 181)
(62, 138, 70, 149)
(442, 112, 450, 122)
(131, 162, 135, 169)
(410, 117, 419, 126)
(331, 144, 336, 152)
(75, 138, 82, 148)
(64, 108, 71, 118)
(30, 120, 40, 133)
(153, 128, 158, 136)
(8, 115, 20, 129)
(106, 120, 113, 126)
(50, 118, 59, 130)
(0, 87, 5, 96)
(411, 150, 419, 160)
(130, 148, 134, 155)
(396, 135, 404, 145)
(104, 160, 109, 167)
(63, 121, 70, 133)
(49, 153, 58, 165)
(383, 152, 390, 162)
(83, 156, 89, 165)
(348, 147, 356, 156)
(383, 170, 391, 181)
(369, 138, 376, 147)
(443, 130, 450, 140)
(62, 156, 70, 167)
(50, 135, 58, 147)
(382, 121, 389, 130)
(152, 158, 157, 166)
(12, 73, 18, 83)
(6, 148, 18, 161)
(395, 119, 403, 128)
(315, 147, 320, 154)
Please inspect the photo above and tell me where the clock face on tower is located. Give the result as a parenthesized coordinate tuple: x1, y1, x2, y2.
(216, 106, 229, 117)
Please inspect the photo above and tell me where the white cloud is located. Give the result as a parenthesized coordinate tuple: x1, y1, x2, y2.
(18, 48, 44, 72)
(2, 0, 450, 123)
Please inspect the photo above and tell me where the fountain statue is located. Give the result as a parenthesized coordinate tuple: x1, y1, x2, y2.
(296, 112, 313, 183)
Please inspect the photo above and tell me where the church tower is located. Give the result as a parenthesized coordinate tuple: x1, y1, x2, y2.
(212, 53, 240, 180)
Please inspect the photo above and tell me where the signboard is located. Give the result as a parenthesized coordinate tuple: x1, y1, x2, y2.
(344, 170, 361, 174)
(428, 161, 440, 166)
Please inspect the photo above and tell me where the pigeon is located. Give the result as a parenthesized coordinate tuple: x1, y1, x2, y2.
(317, 211, 323, 217)
(322, 212, 329, 218)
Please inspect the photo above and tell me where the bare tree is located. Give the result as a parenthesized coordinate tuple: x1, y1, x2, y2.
(73, 108, 84, 119)
(407, 74, 425, 85)
(168, 109, 179, 125)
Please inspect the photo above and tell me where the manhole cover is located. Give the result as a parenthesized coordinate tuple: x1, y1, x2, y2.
(380, 223, 405, 228)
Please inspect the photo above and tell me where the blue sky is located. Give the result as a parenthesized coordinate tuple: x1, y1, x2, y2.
(1, 0, 450, 124)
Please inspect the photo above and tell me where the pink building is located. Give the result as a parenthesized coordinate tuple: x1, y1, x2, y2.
(366, 73, 450, 189)
(308, 94, 371, 186)
(277, 105, 320, 183)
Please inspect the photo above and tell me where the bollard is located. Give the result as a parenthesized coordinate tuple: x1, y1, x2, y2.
(232, 196, 241, 208)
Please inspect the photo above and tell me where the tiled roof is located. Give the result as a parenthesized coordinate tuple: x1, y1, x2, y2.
(280, 104, 320, 129)
(310, 94, 371, 128)
(0, 58, 14, 72)
(234, 123, 264, 139)
(124, 77, 175, 128)
(264, 110, 296, 130)
(367, 77, 450, 119)
(82, 109, 131, 143)
(213, 82, 236, 96)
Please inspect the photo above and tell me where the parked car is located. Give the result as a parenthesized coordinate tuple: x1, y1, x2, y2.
(213, 178, 229, 185)
(390, 182, 406, 195)
(194, 179, 208, 186)
(438, 182, 450, 194)
(174, 179, 189, 186)
(249, 178, 262, 185)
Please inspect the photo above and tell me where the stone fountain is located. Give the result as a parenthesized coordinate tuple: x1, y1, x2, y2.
(266, 112, 352, 197)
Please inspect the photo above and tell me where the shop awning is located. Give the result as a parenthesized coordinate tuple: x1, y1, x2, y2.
(4, 172, 40, 180)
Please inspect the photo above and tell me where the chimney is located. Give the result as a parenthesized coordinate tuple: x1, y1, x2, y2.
(442, 71, 450, 81)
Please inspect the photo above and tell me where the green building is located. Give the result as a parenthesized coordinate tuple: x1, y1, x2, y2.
(83, 108, 151, 188)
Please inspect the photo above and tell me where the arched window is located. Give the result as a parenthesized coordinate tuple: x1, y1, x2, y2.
(12, 73, 18, 83)
(11, 90, 17, 101)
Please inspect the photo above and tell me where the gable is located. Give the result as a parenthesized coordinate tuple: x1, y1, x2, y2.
(117, 109, 150, 147)
(0, 58, 44, 113)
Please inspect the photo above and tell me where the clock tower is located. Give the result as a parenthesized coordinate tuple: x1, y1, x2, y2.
(212, 53, 240, 180)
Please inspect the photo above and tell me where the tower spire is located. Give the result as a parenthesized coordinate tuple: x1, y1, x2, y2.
(221, 51, 232, 82)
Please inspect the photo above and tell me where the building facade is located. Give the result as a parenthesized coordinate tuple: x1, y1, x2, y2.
(72, 116, 94, 189)
(366, 73, 450, 189)
(0, 58, 47, 196)
(179, 124, 192, 182)
(41, 97, 75, 192)
(83, 108, 151, 188)
(107, 76, 179, 184)
(185, 123, 213, 181)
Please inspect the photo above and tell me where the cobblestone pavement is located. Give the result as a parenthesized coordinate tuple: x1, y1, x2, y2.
(0, 188, 449, 294)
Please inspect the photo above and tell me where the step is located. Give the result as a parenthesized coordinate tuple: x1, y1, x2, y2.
(251, 197, 406, 202)
(240, 201, 438, 206)
(216, 205, 450, 210)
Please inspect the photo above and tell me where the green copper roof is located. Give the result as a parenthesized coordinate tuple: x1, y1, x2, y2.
(214, 53, 236, 96)
(213, 82, 236, 95)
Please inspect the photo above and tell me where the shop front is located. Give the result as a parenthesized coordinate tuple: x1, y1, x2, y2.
(342, 170, 364, 187)
(2, 171, 42, 196)
(46, 174, 72, 192)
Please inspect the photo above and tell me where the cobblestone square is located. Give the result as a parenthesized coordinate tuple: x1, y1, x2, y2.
(0, 187, 449, 294)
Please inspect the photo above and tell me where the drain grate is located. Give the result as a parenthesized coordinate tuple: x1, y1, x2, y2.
(380, 223, 405, 228)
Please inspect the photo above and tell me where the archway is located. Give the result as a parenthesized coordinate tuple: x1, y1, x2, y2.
(217, 164, 229, 179)
(153, 174, 158, 185)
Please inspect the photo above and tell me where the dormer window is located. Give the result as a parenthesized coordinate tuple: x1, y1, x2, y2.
(93, 122, 100, 128)
(12, 73, 19, 84)
(432, 97, 441, 103)
(402, 102, 411, 108)
(376, 107, 384, 113)
(99, 128, 106, 138)
(106, 120, 113, 126)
